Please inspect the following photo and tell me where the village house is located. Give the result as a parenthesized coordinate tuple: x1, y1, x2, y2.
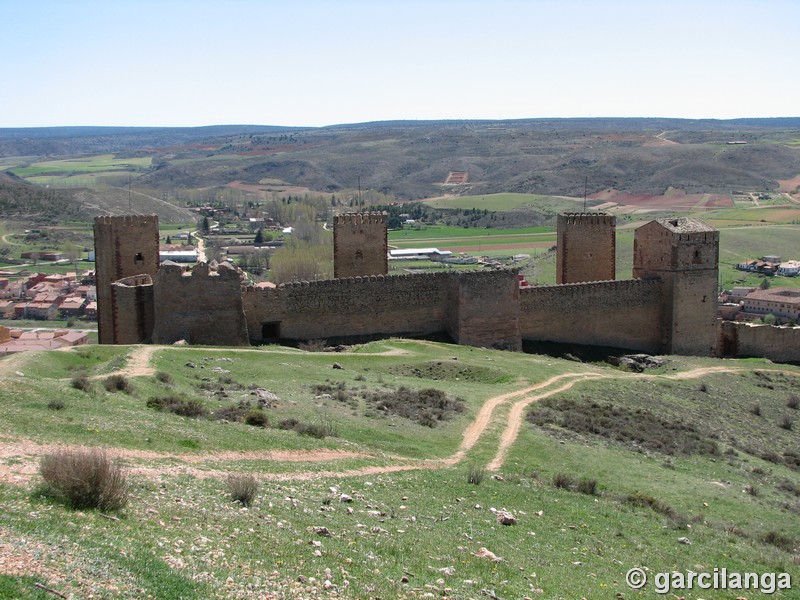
(740, 287, 800, 321)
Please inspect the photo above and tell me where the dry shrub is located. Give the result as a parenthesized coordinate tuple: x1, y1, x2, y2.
(146, 396, 208, 418)
(39, 447, 128, 511)
(71, 373, 92, 393)
(226, 474, 258, 507)
(104, 374, 133, 394)
(553, 473, 576, 490)
(155, 371, 173, 385)
(244, 410, 268, 427)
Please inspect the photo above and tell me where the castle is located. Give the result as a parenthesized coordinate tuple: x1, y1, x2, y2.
(93, 213, 800, 363)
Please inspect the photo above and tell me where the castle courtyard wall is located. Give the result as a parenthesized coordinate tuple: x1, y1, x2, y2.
(152, 262, 249, 346)
(717, 321, 800, 363)
(243, 272, 453, 344)
(242, 270, 521, 349)
(519, 279, 665, 352)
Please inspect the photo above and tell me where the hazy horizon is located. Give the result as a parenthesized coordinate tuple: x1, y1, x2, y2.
(2, 0, 798, 128)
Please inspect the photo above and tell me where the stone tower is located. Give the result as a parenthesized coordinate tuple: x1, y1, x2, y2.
(93, 215, 160, 344)
(633, 218, 719, 355)
(333, 212, 388, 279)
(556, 213, 616, 284)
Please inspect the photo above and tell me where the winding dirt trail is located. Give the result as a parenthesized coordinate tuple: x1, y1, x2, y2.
(1, 344, 799, 484)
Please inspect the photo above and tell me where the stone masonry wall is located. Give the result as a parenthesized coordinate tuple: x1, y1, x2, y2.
(450, 269, 521, 350)
(519, 279, 665, 352)
(333, 212, 388, 279)
(152, 262, 249, 346)
(243, 272, 452, 344)
(717, 321, 800, 363)
(242, 270, 521, 348)
(557, 213, 616, 284)
(94, 215, 160, 344)
(111, 275, 155, 344)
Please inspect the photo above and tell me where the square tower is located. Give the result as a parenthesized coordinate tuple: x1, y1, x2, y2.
(333, 212, 388, 279)
(633, 218, 719, 355)
(93, 215, 160, 344)
(557, 213, 616, 284)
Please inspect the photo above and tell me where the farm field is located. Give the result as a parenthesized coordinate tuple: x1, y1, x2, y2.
(0, 341, 798, 598)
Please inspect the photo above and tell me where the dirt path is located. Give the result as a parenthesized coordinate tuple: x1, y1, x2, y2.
(1, 350, 798, 484)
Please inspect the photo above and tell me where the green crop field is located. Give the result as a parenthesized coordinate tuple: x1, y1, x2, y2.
(9, 154, 152, 179)
(0, 341, 797, 598)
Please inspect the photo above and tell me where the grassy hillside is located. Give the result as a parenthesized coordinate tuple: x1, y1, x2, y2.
(0, 341, 798, 598)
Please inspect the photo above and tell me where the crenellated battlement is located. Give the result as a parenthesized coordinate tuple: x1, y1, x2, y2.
(94, 215, 159, 227)
(559, 212, 616, 226)
(334, 212, 387, 226)
(521, 277, 661, 295)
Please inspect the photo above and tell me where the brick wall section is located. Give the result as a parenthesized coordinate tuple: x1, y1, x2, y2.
(111, 275, 155, 344)
(718, 320, 800, 362)
(333, 212, 388, 278)
(519, 279, 665, 352)
(557, 213, 616, 284)
(242, 270, 521, 349)
(633, 219, 719, 355)
(94, 215, 160, 344)
(152, 262, 249, 346)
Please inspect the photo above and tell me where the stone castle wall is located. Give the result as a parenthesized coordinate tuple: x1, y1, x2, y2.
(242, 270, 521, 349)
(519, 279, 665, 352)
(111, 275, 155, 344)
(94, 215, 160, 344)
(152, 262, 249, 346)
(717, 321, 800, 363)
(557, 213, 616, 284)
(333, 212, 388, 278)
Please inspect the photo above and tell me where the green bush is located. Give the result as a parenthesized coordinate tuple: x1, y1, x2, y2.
(244, 410, 268, 427)
(146, 396, 208, 418)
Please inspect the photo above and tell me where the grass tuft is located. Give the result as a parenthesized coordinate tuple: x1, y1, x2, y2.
(226, 474, 258, 507)
(104, 374, 134, 394)
(39, 447, 128, 512)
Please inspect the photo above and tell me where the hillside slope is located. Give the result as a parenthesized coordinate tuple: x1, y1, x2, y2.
(0, 340, 797, 598)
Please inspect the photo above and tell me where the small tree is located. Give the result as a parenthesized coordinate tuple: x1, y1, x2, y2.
(760, 277, 771, 290)
(254, 228, 264, 245)
(165, 235, 172, 244)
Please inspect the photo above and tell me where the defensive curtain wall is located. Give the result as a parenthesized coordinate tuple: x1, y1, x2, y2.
(152, 261, 249, 346)
(93, 213, 800, 361)
(241, 269, 521, 350)
(519, 279, 665, 353)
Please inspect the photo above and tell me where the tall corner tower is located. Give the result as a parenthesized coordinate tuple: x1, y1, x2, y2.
(333, 212, 388, 278)
(93, 215, 160, 344)
(633, 218, 719, 356)
(556, 213, 616, 284)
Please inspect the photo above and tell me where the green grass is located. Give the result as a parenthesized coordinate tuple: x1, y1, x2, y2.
(0, 338, 799, 597)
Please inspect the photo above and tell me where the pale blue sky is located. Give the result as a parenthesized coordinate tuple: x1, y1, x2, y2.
(2, 0, 797, 127)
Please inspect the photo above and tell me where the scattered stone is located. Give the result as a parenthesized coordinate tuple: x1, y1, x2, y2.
(496, 511, 517, 526)
(15, 371, 24, 377)
(173, 339, 188, 345)
(211, 367, 230, 374)
(185, 362, 196, 368)
(473, 547, 502, 561)
(252, 388, 280, 407)
(310, 526, 332, 537)
(401, 575, 410, 583)
(339, 494, 353, 503)
(678, 537, 691, 545)
(332, 363, 344, 370)
(612, 354, 667, 372)
(437, 566, 455, 576)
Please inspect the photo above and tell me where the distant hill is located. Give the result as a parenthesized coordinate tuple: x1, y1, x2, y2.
(0, 171, 194, 224)
(2, 118, 799, 202)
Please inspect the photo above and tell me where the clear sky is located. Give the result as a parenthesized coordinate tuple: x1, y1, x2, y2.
(2, 0, 797, 127)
